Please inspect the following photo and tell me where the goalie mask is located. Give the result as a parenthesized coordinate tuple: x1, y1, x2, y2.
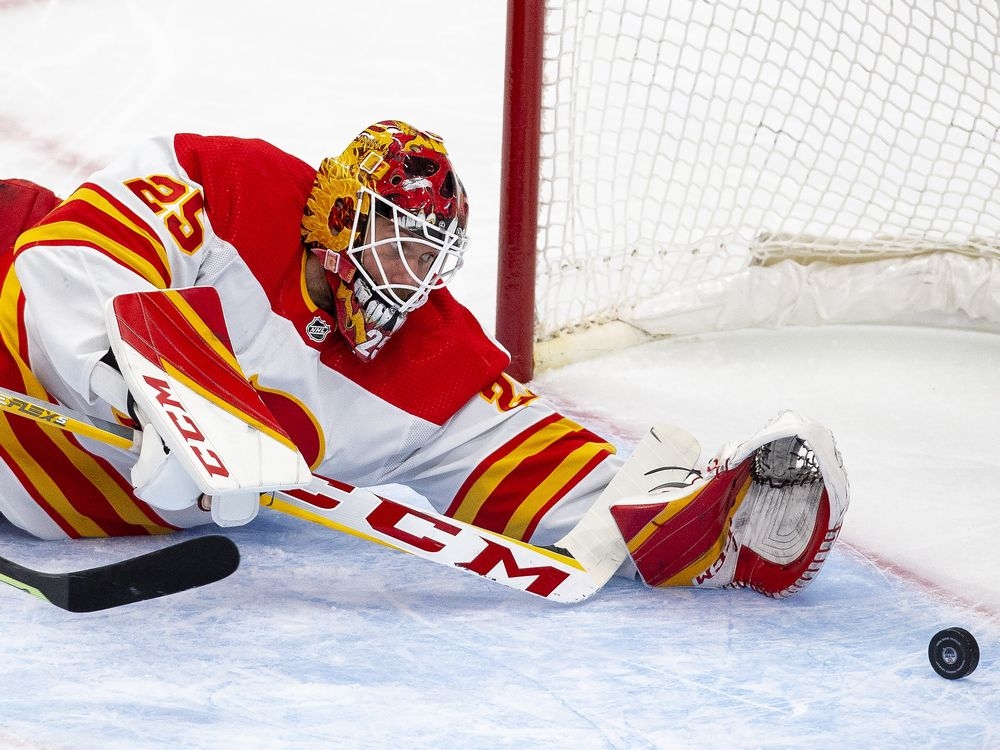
(301, 120, 470, 361)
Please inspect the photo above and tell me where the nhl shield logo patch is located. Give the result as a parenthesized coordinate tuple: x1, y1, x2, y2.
(305, 315, 332, 343)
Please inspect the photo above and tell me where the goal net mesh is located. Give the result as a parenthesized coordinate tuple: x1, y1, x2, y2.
(535, 0, 1000, 344)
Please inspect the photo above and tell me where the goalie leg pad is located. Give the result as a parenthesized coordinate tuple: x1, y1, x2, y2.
(610, 411, 849, 598)
(552, 424, 702, 585)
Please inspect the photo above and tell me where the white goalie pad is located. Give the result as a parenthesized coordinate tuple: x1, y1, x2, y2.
(106, 288, 312, 498)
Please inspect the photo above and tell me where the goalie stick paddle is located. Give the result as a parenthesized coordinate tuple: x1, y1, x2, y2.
(0, 535, 240, 612)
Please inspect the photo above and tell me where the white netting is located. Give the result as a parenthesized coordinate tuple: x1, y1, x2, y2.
(535, 0, 1000, 344)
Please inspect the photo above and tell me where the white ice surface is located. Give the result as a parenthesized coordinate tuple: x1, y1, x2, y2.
(1, 3, 999, 748)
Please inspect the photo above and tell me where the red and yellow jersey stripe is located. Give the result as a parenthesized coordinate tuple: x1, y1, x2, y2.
(13, 183, 172, 288)
(0, 403, 178, 538)
(0, 185, 178, 537)
(445, 413, 616, 541)
(0, 336, 177, 537)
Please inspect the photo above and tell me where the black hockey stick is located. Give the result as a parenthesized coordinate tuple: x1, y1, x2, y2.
(0, 535, 240, 612)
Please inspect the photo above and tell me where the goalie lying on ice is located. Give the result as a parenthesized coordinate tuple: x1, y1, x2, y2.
(0, 122, 848, 598)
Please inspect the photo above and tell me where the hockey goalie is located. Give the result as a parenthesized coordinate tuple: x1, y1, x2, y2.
(0, 121, 848, 600)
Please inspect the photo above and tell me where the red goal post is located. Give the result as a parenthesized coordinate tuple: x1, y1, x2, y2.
(496, 1, 544, 383)
(496, 0, 1000, 383)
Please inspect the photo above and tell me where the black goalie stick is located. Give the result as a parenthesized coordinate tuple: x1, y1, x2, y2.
(0, 535, 240, 612)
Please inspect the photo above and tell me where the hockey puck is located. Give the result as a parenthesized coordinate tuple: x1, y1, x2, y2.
(928, 628, 980, 680)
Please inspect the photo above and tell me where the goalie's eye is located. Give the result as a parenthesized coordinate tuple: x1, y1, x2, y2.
(416, 250, 439, 272)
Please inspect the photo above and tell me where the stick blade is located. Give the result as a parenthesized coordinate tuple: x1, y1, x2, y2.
(60, 535, 240, 613)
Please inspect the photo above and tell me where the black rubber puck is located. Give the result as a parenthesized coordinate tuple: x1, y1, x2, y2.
(928, 627, 980, 680)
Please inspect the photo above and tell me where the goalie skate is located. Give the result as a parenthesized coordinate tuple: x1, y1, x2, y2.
(609, 412, 849, 598)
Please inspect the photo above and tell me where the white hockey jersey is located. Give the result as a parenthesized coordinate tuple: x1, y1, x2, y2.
(0, 135, 620, 541)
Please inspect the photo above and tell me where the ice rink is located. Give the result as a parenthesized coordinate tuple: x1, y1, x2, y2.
(1, 2, 999, 748)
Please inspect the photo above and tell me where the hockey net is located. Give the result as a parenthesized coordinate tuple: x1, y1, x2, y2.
(496, 0, 1000, 380)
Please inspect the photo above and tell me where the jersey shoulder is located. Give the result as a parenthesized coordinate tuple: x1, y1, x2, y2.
(173, 134, 316, 294)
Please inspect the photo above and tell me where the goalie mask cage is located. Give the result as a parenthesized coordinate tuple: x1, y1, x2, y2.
(496, 0, 1000, 382)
